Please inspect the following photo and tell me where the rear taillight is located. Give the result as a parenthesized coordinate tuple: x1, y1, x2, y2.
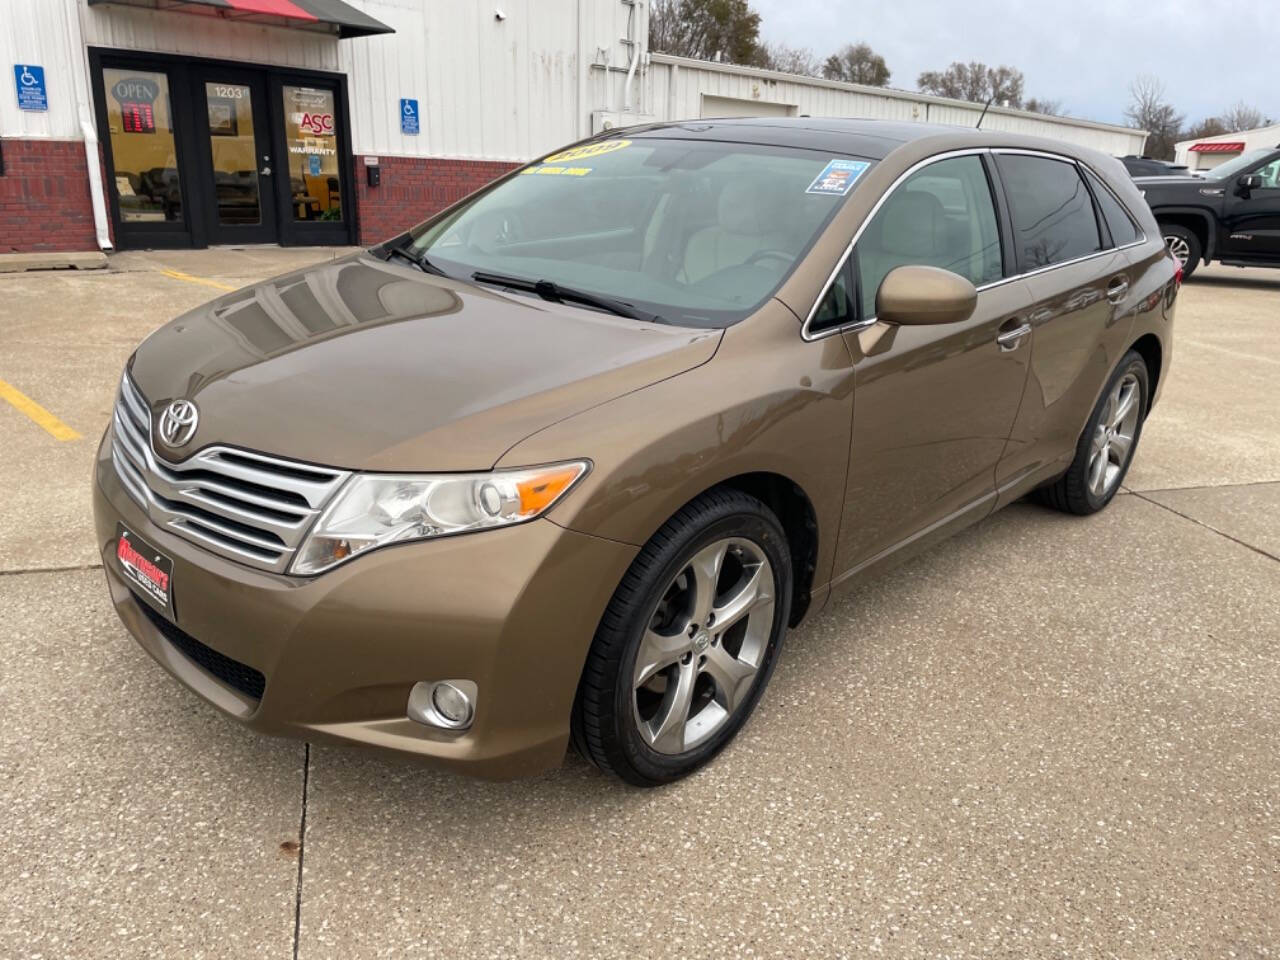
(1174, 264, 1184, 288)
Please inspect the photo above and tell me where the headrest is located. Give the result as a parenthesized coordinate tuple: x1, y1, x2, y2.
(877, 191, 944, 258)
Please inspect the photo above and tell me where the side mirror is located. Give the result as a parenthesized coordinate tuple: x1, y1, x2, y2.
(1237, 173, 1263, 196)
(876, 265, 978, 326)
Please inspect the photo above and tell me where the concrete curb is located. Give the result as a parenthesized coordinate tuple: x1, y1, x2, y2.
(0, 251, 109, 274)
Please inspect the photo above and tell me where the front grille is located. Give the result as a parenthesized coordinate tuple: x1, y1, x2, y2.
(132, 594, 267, 701)
(111, 374, 349, 573)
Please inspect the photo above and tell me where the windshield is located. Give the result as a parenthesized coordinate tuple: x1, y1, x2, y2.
(1205, 149, 1276, 181)
(404, 137, 873, 327)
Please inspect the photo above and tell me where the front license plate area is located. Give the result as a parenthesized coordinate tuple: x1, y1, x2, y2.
(116, 523, 174, 617)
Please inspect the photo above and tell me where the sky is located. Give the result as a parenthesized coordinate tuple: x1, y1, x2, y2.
(749, 0, 1274, 129)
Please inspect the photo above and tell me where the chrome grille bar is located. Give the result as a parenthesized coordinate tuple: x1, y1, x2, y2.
(111, 374, 350, 574)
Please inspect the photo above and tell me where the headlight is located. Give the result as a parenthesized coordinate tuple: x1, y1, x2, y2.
(291, 460, 589, 575)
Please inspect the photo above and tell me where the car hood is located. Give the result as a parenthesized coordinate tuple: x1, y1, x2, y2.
(127, 254, 721, 471)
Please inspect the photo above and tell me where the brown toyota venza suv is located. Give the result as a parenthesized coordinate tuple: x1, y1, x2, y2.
(95, 119, 1177, 786)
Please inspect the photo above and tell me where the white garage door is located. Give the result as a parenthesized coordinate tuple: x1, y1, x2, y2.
(700, 95, 796, 119)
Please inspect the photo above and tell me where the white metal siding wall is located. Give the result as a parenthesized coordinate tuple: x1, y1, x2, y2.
(340, 0, 596, 161)
(648, 57, 1147, 157)
(2, 1, 1145, 160)
(1, 0, 89, 139)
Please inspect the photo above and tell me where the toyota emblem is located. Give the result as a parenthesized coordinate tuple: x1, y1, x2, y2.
(159, 399, 199, 448)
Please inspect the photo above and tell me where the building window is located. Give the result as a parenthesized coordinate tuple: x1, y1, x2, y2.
(103, 68, 184, 223)
(282, 86, 342, 222)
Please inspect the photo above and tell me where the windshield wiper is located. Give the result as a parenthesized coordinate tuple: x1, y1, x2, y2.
(384, 245, 449, 277)
(471, 270, 662, 323)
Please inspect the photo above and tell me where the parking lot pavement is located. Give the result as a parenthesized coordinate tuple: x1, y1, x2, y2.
(1, 254, 1277, 957)
(0, 247, 358, 573)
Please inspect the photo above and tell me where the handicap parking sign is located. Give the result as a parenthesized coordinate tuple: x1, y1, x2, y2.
(14, 64, 48, 112)
(400, 98, 419, 136)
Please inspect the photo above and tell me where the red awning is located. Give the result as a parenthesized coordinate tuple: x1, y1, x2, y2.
(86, 0, 393, 38)
(1189, 141, 1245, 154)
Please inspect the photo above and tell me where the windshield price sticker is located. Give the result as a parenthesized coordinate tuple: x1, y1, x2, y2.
(542, 139, 631, 164)
(521, 165, 592, 177)
(806, 158, 870, 196)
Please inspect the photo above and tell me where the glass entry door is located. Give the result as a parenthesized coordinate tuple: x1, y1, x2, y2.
(92, 51, 353, 249)
(194, 70, 279, 245)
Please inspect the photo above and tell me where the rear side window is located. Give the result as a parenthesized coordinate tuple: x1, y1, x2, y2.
(996, 154, 1102, 270)
(855, 154, 1003, 318)
(1083, 168, 1141, 247)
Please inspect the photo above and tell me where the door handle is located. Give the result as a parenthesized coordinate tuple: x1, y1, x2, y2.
(1106, 276, 1129, 304)
(259, 166, 272, 176)
(996, 321, 1031, 352)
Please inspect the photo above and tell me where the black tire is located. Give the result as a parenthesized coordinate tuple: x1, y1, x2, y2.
(571, 487, 793, 787)
(1035, 350, 1150, 516)
(1161, 222, 1201, 279)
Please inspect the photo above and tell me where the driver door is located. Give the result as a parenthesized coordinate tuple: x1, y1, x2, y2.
(1221, 155, 1280, 261)
(827, 152, 1033, 585)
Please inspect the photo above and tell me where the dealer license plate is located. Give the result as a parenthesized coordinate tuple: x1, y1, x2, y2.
(115, 523, 173, 615)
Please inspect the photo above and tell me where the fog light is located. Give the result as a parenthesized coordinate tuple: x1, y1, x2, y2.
(432, 682, 472, 725)
(407, 679, 477, 731)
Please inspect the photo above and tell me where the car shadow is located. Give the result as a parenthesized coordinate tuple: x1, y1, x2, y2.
(1188, 272, 1280, 293)
(296, 501, 1059, 818)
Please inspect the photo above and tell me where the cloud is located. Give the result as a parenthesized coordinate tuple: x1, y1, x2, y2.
(750, 0, 1271, 127)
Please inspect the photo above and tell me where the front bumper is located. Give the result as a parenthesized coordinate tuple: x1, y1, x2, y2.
(93, 432, 637, 779)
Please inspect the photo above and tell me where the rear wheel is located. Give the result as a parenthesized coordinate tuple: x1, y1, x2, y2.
(1035, 350, 1149, 515)
(571, 488, 792, 786)
(1161, 223, 1201, 279)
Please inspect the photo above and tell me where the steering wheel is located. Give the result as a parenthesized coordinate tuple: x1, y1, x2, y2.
(745, 249, 797, 267)
(466, 209, 526, 254)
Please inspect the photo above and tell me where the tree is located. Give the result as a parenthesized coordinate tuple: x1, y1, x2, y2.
(917, 61, 1024, 108)
(1124, 75, 1184, 160)
(1221, 101, 1270, 132)
(753, 41, 820, 77)
(822, 42, 891, 87)
(1023, 97, 1063, 116)
(648, 0, 762, 66)
(1184, 116, 1228, 140)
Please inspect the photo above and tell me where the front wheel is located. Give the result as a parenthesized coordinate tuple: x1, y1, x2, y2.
(1035, 350, 1149, 515)
(1161, 223, 1201, 279)
(571, 488, 792, 786)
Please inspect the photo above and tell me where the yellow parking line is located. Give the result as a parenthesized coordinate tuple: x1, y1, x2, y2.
(0, 379, 81, 441)
(159, 268, 237, 292)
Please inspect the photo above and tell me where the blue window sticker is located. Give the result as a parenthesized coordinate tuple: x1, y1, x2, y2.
(14, 64, 47, 112)
(308, 154, 322, 176)
(806, 158, 869, 196)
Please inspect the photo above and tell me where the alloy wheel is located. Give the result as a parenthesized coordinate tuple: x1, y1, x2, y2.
(633, 538, 775, 755)
(1164, 234, 1191, 268)
(1088, 372, 1141, 498)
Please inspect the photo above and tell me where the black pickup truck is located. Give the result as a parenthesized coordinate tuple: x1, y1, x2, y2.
(1135, 146, 1280, 279)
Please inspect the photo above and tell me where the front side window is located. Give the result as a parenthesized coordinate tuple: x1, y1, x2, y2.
(808, 262, 854, 334)
(1253, 158, 1280, 189)
(1204, 148, 1274, 181)
(854, 155, 1003, 318)
(1083, 168, 1141, 247)
(408, 138, 873, 327)
(997, 154, 1102, 270)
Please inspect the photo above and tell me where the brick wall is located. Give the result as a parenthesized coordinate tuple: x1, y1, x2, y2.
(353, 155, 519, 245)
(0, 139, 102, 254)
(0, 143, 516, 253)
